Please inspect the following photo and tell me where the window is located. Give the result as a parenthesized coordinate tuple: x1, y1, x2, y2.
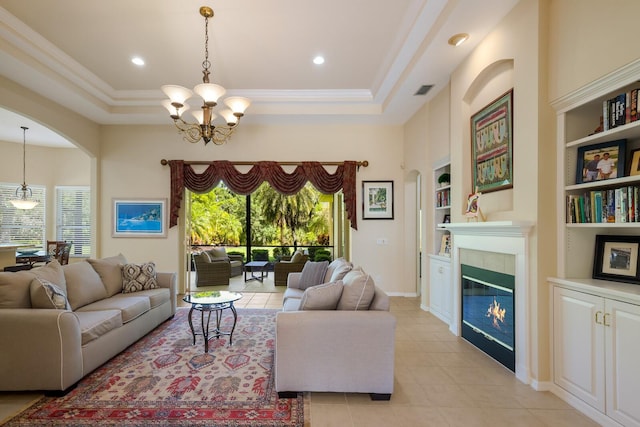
(56, 186, 91, 256)
(0, 183, 46, 246)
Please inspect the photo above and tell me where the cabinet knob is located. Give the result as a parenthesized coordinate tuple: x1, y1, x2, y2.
(595, 311, 603, 324)
(438, 267, 444, 273)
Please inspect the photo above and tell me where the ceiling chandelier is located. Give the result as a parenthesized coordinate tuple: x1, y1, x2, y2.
(161, 6, 251, 146)
(9, 126, 39, 210)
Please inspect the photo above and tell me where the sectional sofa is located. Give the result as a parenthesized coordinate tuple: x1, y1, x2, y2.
(0, 255, 176, 393)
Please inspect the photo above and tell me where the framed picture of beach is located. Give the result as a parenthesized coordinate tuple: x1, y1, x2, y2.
(362, 181, 394, 220)
(113, 198, 167, 237)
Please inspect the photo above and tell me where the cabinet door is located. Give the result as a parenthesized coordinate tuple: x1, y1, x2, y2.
(605, 299, 640, 427)
(553, 287, 605, 412)
(429, 258, 451, 324)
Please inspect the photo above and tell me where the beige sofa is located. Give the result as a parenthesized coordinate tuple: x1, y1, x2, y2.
(275, 259, 396, 400)
(0, 255, 176, 393)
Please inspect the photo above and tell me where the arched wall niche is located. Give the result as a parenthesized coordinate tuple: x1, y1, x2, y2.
(460, 59, 515, 217)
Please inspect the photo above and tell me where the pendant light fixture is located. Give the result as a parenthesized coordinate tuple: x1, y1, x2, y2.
(161, 6, 251, 146)
(9, 126, 39, 210)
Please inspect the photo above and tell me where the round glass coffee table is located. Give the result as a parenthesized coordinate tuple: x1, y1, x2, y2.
(182, 291, 243, 353)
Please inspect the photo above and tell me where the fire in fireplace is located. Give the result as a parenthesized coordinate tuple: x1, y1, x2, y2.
(461, 264, 515, 371)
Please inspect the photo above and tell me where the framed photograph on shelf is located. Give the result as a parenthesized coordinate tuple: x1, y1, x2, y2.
(628, 148, 640, 176)
(576, 139, 626, 184)
(471, 89, 513, 193)
(113, 198, 167, 238)
(443, 214, 451, 224)
(593, 234, 640, 284)
(439, 234, 451, 257)
(362, 181, 394, 220)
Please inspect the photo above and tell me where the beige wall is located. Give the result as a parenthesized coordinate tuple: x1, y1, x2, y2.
(548, 0, 640, 102)
(0, 141, 91, 241)
(99, 123, 407, 294)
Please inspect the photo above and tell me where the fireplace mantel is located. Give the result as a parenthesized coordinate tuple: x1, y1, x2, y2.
(441, 220, 534, 237)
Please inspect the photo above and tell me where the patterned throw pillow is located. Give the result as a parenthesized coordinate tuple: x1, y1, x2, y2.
(122, 262, 158, 293)
(30, 277, 70, 310)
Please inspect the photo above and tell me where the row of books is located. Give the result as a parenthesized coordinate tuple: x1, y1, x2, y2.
(602, 89, 640, 130)
(567, 186, 640, 223)
(436, 189, 450, 208)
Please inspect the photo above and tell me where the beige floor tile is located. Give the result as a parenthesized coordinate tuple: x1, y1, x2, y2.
(438, 407, 491, 426)
(309, 403, 353, 427)
(420, 384, 477, 408)
(390, 405, 448, 426)
(528, 409, 602, 426)
(348, 404, 402, 427)
(310, 392, 347, 404)
(480, 408, 547, 427)
(514, 391, 574, 410)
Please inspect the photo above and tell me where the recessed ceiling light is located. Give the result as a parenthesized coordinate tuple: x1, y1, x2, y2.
(448, 33, 469, 47)
(313, 56, 325, 65)
(131, 56, 145, 66)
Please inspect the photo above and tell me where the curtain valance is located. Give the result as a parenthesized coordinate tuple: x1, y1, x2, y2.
(166, 160, 361, 230)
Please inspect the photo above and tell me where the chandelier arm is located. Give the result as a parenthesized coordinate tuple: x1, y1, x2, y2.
(172, 118, 203, 144)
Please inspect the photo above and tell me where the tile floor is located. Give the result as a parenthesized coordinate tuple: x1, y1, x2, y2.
(0, 293, 599, 426)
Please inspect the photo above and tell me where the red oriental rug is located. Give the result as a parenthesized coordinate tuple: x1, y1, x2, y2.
(6, 308, 304, 427)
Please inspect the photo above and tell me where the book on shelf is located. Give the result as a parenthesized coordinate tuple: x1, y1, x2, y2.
(602, 88, 640, 131)
(567, 185, 640, 223)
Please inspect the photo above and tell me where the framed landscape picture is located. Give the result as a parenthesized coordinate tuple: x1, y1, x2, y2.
(113, 198, 167, 237)
(362, 181, 394, 220)
(593, 234, 640, 284)
(576, 139, 626, 184)
(471, 89, 514, 193)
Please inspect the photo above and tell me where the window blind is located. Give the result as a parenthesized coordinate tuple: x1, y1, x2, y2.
(0, 183, 46, 246)
(56, 186, 91, 256)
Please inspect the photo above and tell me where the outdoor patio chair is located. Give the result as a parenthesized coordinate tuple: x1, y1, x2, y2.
(274, 251, 309, 286)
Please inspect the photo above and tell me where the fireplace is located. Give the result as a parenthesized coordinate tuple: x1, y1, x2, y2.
(441, 221, 534, 385)
(461, 264, 515, 371)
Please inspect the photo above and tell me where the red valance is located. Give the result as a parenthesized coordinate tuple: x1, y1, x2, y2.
(167, 160, 359, 230)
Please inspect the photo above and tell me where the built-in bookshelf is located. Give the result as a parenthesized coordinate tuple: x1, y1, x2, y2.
(555, 60, 640, 278)
(433, 159, 451, 257)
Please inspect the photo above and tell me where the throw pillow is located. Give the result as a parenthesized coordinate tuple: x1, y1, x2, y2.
(337, 267, 375, 310)
(30, 277, 70, 310)
(31, 259, 67, 293)
(122, 262, 158, 293)
(290, 250, 304, 263)
(325, 258, 353, 283)
(298, 260, 329, 290)
(87, 253, 128, 297)
(299, 281, 344, 310)
(63, 261, 108, 310)
(207, 248, 228, 261)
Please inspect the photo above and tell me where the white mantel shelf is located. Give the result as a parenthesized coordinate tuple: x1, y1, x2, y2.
(439, 221, 535, 237)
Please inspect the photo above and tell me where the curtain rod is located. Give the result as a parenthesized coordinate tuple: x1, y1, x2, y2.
(160, 159, 369, 168)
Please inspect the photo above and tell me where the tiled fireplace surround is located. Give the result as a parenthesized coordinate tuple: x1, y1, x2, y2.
(443, 221, 535, 385)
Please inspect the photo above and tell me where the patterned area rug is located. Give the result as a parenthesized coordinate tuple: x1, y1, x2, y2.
(6, 308, 303, 427)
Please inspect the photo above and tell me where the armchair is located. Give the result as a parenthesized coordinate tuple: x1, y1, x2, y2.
(274, 251, 309, 286)
(193, 253, 231, 287)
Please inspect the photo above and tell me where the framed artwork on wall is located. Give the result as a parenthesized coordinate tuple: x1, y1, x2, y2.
(593, 234, 640, 284)
(471, 89, 514, 193)
(113, 198, 167, 237)
(362, 181, 394, 220)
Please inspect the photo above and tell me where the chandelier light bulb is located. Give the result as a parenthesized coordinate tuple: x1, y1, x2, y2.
(219, 109, 238, 125)
(161, 85, 193, 107)
(224, 97, 251, 116)
(194, 83, 226, 105)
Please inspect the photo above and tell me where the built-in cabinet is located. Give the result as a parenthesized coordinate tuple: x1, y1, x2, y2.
(550, 60, 640, 426)
(428, 158, 452, 324)
(551, 284, 640, 427)
(428, 254, 451, 324)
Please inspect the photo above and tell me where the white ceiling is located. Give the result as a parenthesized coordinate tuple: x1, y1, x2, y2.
(0, 0, 519, 146)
